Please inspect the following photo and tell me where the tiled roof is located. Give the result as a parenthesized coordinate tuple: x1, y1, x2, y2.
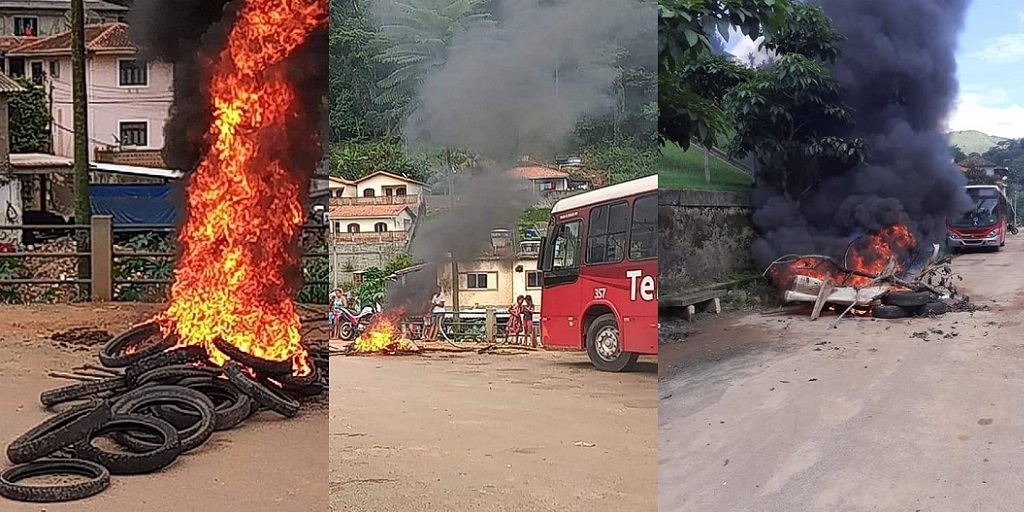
(353, 170, 429, 186)
(329, 205, 411, 219)
(328, 176, 355, 187)
(0, 72, 24, 93)
(0, 36, 28, 52)
(508, 166, 568, 180)
(9, 23, 136, 56)
(957, 156, 997, 168)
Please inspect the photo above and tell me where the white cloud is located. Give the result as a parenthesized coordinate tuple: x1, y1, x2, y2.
(1019, 9, 1024, 24)
(947, 93, 1024, 138)
(969, 33, 1024, 65)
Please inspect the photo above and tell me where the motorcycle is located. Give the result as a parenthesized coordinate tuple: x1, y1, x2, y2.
(337, 305, 377, 341)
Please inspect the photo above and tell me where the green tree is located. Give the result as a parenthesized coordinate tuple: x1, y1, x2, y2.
(8, 78, 51, 153)
(329, 0, 387, 141)
(724, 3, 865, 201)
(374, 0, 493, 129)
(328, 140, 430, 182)
(658, 0, 790, 150)
(950, 144, 968, 163)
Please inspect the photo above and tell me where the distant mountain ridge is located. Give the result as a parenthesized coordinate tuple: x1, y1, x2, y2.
(947, 130, 1010, 156)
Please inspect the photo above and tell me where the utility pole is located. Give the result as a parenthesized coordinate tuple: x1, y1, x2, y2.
(71, 0, 90, 296)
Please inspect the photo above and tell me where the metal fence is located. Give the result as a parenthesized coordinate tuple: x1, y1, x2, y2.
(0, 215, 329, 302)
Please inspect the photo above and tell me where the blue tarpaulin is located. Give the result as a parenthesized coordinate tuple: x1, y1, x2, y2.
(90, 184, 178, 225)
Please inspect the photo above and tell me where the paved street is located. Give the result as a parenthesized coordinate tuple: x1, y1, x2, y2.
(660, 238, 1024, 512)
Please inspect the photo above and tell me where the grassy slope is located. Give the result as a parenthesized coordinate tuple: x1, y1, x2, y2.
(948, 130, 1009, 156)
(659, 141, 753, 192)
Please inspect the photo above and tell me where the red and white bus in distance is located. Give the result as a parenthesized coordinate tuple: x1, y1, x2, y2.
(538, 174, 657, 371)
(946, 185, 1010, 251)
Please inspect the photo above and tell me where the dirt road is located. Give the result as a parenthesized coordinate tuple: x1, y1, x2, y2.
(330, 348, 657, 512)
(0, 303, 327, 512)
(659, 238, 1024, 512)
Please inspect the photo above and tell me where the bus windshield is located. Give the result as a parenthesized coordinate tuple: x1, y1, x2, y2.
(949, 188, 1001, 228)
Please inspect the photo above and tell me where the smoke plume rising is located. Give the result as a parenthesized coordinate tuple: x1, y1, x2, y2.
(751, 0, 972, 268)
(127, 0, 328, 179)
(382, 0, 654, 308)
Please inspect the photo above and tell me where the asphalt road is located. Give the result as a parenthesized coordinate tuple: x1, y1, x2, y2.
(659, 238, 1024, 512)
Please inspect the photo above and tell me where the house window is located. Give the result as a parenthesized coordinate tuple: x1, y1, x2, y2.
(118, 121, 148, 147)
(118, 59, 148, 87)
(466, 273, 490, 289)
(374, 222, 388, 233)
(347, 223, 360, 233)
(29, 61, 43, 85)
(48, 60, 59, 79)
(629, 194, 657, 261)
(526, 271, 542, 289)
(332, 221, 341, 234)
(362, 189, 375, 197)
(14, 17, 37, 37)
(586, 201, 629, 265)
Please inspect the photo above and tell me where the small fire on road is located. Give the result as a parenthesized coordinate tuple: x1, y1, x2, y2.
(351, 314, 420, 355)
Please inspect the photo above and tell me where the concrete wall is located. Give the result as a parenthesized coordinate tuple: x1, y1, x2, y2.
(50, 56, 174, 158)
(329, 239, 408, 287)
(329, 211, 413, 234)
(659, 189, 756, 291)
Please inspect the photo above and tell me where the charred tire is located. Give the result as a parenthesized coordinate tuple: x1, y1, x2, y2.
(40, 376, 126, 408)
(585, 313, 639, 372)
(7, 401, 111, 464)
(884, 291, 933, 308)
(213, 338, 293, 376)
(125, 346, 209, 384)
(872, 304, 911, 319)
(225, 362, 300, 418)
(98, 322, 176, 368)
(155, 378, 251, 431)
(111, 385, 216, 453)
(0, 458, 109, 502)
(73, 414, 181, 475)
(915, 302, 948, 316)
(135, 364, 220, 387)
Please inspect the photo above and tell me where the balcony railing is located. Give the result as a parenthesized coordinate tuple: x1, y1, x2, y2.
(329, 231, 409, 243)
(329, 194, 420, 206)
(94, 148, 165, 168)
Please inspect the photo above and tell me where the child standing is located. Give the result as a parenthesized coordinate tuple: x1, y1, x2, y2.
(522, 295, 536, 348)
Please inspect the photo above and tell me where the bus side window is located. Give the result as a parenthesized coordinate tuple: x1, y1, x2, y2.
(629, 194, 657, 260)
(552, 220, 582, 270)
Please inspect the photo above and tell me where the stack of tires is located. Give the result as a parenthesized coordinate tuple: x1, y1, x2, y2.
(0, 322, 328, 503)
(872, 290, 948, 319)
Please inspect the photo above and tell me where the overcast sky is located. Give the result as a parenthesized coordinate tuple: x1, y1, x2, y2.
(722, 1, 1024, 138)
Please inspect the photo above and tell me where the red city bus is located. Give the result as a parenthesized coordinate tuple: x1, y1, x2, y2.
(946, 185, 1009, 251)
(537, 174, 657, 371)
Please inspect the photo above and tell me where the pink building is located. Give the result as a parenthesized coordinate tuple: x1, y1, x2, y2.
(7, 23, 173, 166)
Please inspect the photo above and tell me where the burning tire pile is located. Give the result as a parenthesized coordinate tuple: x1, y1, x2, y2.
(0, 321, 328, 503)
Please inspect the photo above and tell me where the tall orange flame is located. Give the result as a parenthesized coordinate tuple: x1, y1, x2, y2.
(156, 0, 327, 375)
(772, 224, 917, 289)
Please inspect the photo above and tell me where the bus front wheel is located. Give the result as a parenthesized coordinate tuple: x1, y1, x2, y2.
(586, 314, 638, 372)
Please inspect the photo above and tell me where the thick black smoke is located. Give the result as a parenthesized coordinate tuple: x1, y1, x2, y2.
(379, 0, 654, 308)
(751, 0, 973, 267)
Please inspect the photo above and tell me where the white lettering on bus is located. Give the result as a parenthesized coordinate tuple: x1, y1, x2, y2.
(626, 270, 656, 301)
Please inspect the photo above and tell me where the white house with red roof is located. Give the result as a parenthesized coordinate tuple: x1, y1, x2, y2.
(329, 170, 430, 207)
(508, 165, 570, 192)
(7, 22, 173, 167)
(328, 203, 416, 242)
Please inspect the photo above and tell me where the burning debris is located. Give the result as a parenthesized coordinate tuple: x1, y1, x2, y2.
(345, 314, 420, 356)
(765, 224, 964, 321)
(0, 0, 329, 503)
